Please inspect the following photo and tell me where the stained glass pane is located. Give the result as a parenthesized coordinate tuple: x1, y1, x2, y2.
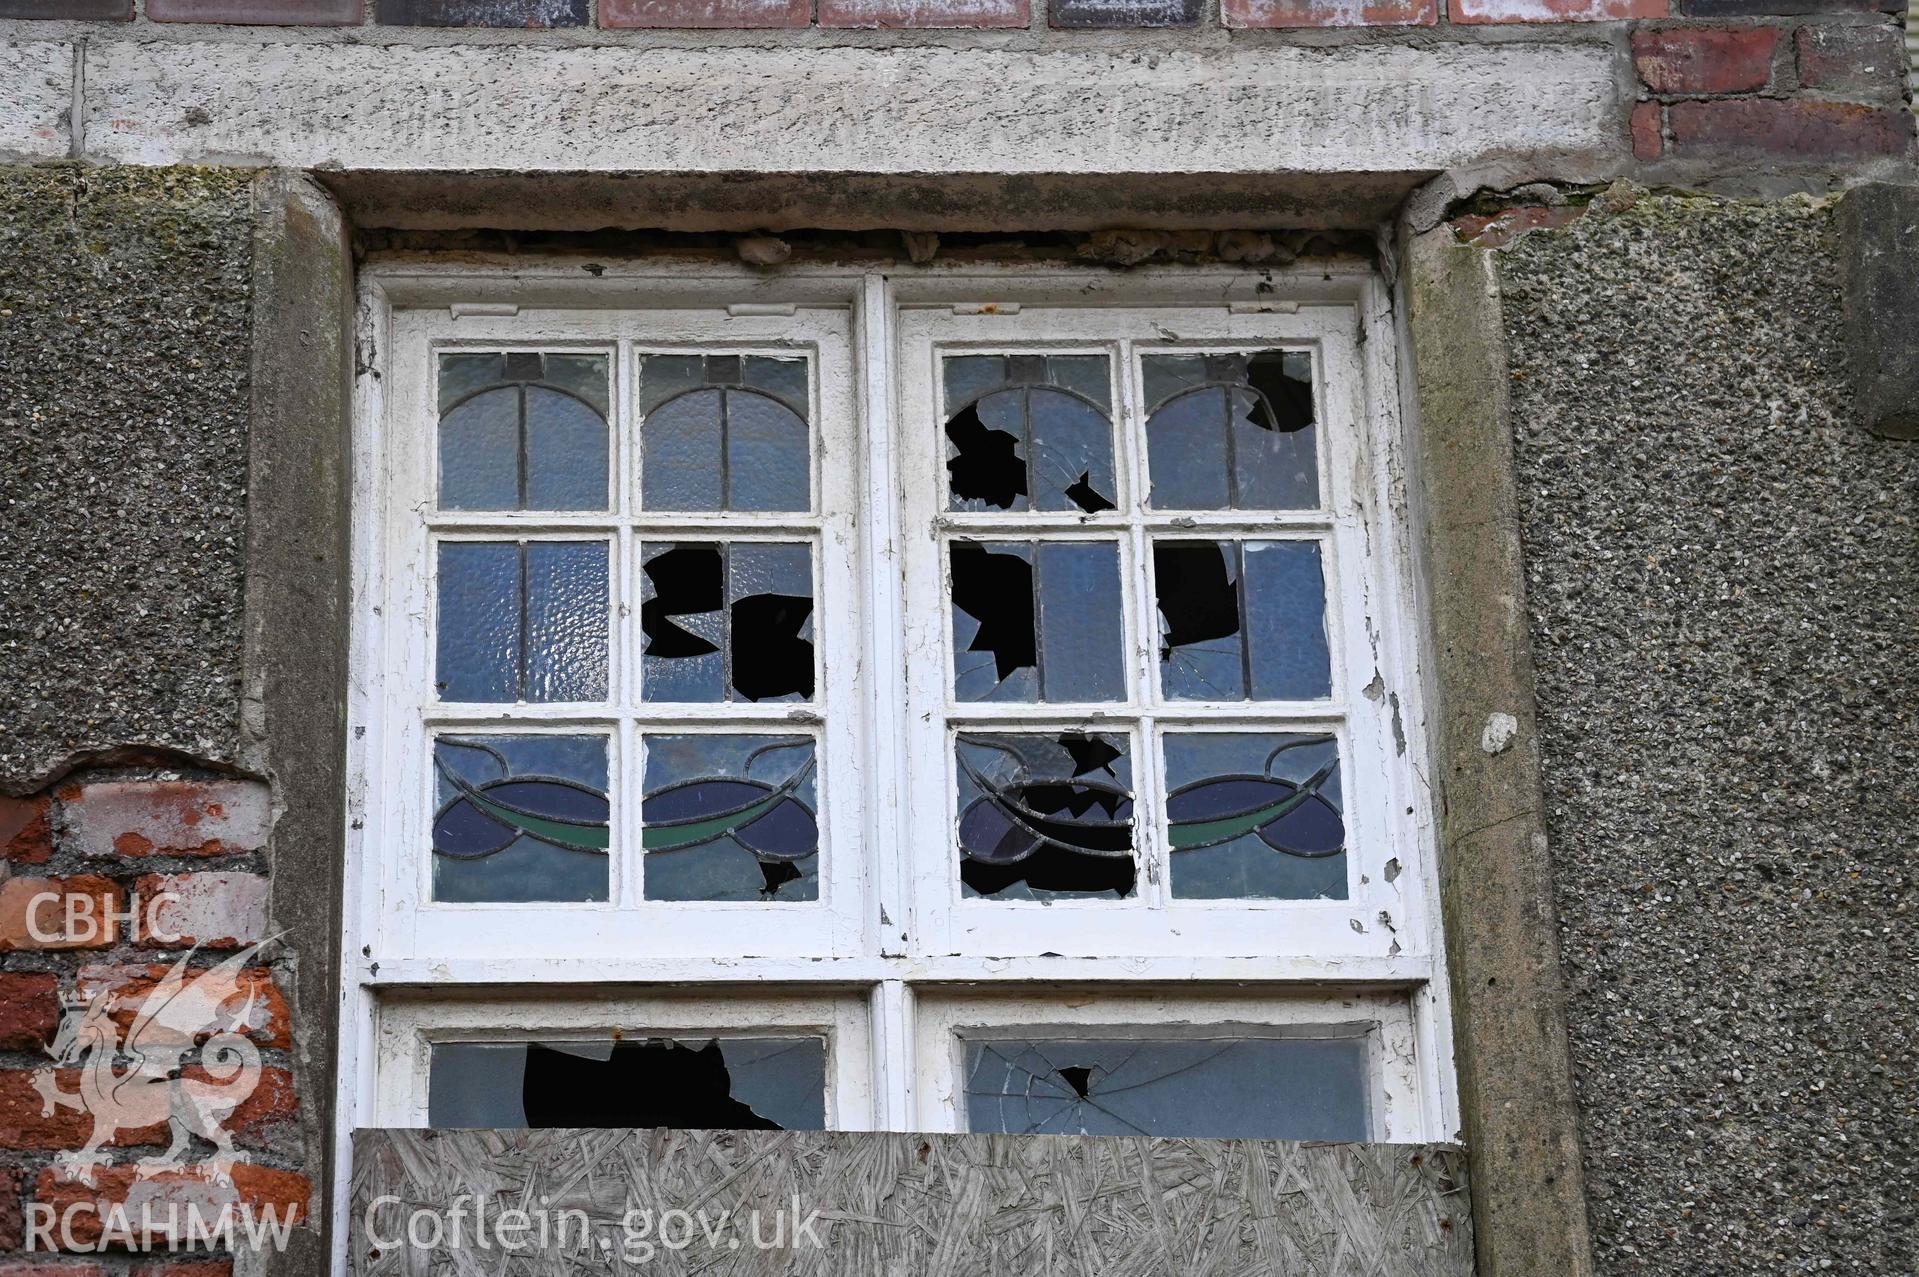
(431, 734, 609, 903)
(436, 541, 608, 704)
(640, 542, 814, 704)
(642, 734, 819, 902)
(428, 1037, 825, 1130)
(638, 354, 810, 513)
(941, 355, 1116, 514)
(964, 1036, 1367, 1139)
(437, 353, 608, 512)
(1144, 350, 1318, 511)
(1163, 732, 1346, 900)
(956, 733, 1134, 902)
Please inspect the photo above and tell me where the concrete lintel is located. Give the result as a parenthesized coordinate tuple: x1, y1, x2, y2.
(245, 169, 354, 1277)
(1838, 180, 1919, 441)
(1399, 224, 1596, 1277)
(0, 40, 71, 162)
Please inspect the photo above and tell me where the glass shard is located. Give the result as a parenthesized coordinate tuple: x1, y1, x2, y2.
(1163, 732, 1346, 900)
(942, 355, 1116, 513)
(640, 542, 814, 703)
(949, 540, 1125, 703)
(964, 1036, 1368, 1139)
(949, 541, 1037, 701)
(428, 1036, 826, 1131)
(956, 732, 1134, 901)
(437, 352, 609, 512)
(638, 354, 811, 512)
(431, 734, 609, 903)
(1242, 540, 1332, 701)
(1144, 350, 1318, 510)
(436, 540, 609, 704)
(1154, 541, 1244, 701)
(642, 734, 819, 902)
(1155, 539, 1331, 702)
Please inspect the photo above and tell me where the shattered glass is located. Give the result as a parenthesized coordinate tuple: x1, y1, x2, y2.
(639, 541, 815, 703)
(1163, 732, 1347, 900)
(438, 352, 610, 512)
(1154, 540, 1331, 702)
(964, 1035, 1368, 1139)
(431, 734, 609, 903)
(949, 540, 1124, 703)
(1143, 350, 1319, 510)
(638, 354, 811, 513)
(956, 733, 1135, 901)
(428, 1036, 826, 1130)
(641, 734, 819, 902)
(942, 354, 1117, 514)
(436, 540, 609, 704)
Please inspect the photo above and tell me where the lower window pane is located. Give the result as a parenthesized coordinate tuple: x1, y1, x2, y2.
(1163, 732, 1347, 900)
(642, 734, 820, 902)
(955, 732, 1135, 901)
(432, 734, 610, 903)
(428, 1037, 826, 1130)
(964, 1035, 1367, 1140)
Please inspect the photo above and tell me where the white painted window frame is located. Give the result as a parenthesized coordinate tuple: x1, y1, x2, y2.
(340, 261, 1457, 1270)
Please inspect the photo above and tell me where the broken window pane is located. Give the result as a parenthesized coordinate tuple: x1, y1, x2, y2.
(1163, 732, 1346, 900)
(1154, 540, 1331, 702)
(428, 1036, 826, 1130)
(638, 354, 810, 512)
(436, 540, 609, 703)
(956, 733, 1134, 901)
(964, 1035, 1367, 1140)
(949, 540, 1124, 703)
(431, 734, 609, 903)
(1144, 350, 1318, 511)
(639, 541, 815, 703)
(438, 352, 610, 512)
(942, 354, 1117, 514)
(642, 734, 818, 902)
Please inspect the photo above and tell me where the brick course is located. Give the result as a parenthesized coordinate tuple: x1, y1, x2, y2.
(64, 782, 268, 860)
(146, 0, 362, 19)
(1668, 96, 1914, 155)
(1223, 0, 1436, 26)
(0, 877, 120, 951)
(1795, 23, 1906, 97)
(1633, 25, 1778, 94)
(132, 874, 269, 949)
(599, 0, 811, 23)
(375, 0, 591, 22)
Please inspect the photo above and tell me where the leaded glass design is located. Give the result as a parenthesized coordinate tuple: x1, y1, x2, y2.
(1143, 350, 1318, 510)
(948, 540, 1125, 703)
(1164, 732, 1346, 900)
(955, 733, 1134, 901)
(431, 734, 610, 903)
(941, 354, 1117, 514)
(428, 1037, 826, 1130)
(437, 352, 610, 511)
(641, 734, 819, 902)
(434, 540, 609, 703)
(639, 541, 815, 703)
(1153, 539, 1331, 702)
(964, 1036, 1367, 1139)
(638, 354, 810, 512)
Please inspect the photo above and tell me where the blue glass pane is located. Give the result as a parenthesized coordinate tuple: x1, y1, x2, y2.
(640, 542, 725, 703)
(437, 354, 609, 512)
(741, 355, 809, 417)
(439, 387, 520, 511)
(635, 354, 707, 416)
(524, 542, 609, 702)
(642, 734, 818, 902)
(956, 733, 1134, 902)
(1145, 386, 1231, 510)
(725, 390, 810, 512)
(1029, 389, 1115, 514)
(1154, 541, 1245, 702)
(1243, 541, 1331, 700)
(942, 357, 1115, 514)
(1144, 351, 1318, 511)
(641, 389, 724, 512)
(1036, 542, 1125, 702)
(950, 541, 1037, 703)
(432, 734, 608, 903)
(524, 386, 609, 511)
(436, 542, 520, 702)
(965, 1037, 1367, 1139)
(642, 542, 814, 704)
(1164, 732, 1346, 900)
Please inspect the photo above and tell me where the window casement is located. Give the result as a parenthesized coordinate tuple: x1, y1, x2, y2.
(344, 266, 1455, 1176)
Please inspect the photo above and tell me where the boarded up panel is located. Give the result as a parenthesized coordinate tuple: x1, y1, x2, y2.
(350, 1129, 1472, 1275)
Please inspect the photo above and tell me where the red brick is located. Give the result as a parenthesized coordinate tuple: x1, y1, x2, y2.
(1795, 23, 1905, 97)
(1223, 0, 1433, 24)
(147, 0, 361, 19)
(0, 877, 120, 951)
(600, 0, 809, 23)
(1452, 204, 1586, 248)
(1633, 25, 1777, 94)
(1454, 0, 1663, 20)
(822, 0, 1025, 22)
(1631, 100, 1664, 158)
(133, 1262, 232, 1277)
(1668, 97, 1914, 155)
(133, 874, 269, 949)
(0, 1263, 108, 1277)
(0, 1070, 168, 1149)
(65, 781, 267, 860)
(31, 1165, 308, 1250)
(0, 1, 129, 16)
(75, 964, 291, 1050)
(0, 1167, 22, 1251)
(0, 797, 52, 866)
(0, 972, 61, 1051)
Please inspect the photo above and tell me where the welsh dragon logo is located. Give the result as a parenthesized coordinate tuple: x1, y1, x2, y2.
(32, 939, 277, 1187)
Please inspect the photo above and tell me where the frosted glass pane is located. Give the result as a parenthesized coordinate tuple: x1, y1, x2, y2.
(1036, 542, 1124, 702)
(438, 387, 520, 511)
(725, 391, 810, 512)
(524, 386, 608, 511)
(436, 542, 519, 702)
(524, 542, 608, 703)
(1243, 540, 1331, 700)
(641, 389, 723, 512)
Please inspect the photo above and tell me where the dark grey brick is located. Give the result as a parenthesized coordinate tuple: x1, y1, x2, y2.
(374, 0, 590, 22)
(1050, 0, 1200, 26)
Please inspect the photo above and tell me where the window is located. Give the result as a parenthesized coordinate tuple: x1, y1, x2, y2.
(345, 268, 1453, 1156)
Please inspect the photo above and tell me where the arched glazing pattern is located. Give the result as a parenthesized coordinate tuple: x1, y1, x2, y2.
(941, 354, 1117, 514)
(438, 351, 610, 512)
(638, 353, 811, 512)
(1143, 350, 1318, 510)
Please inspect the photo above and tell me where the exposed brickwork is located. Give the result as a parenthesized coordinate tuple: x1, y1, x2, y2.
(0, 973, 60, 1051)
(0, 800, 51, 868)
(820, 0, 1028, 23)
(1668, 96, 1914, 155)
(599, 0, 811, 22)
(132, 1262, 232, 1277)
(1674, 0, 1895, 13)
(375, 0, 590, 22)
(74, 964, 291, 1049)
(1453, 204, 1587, 247)
(132, 874, 269, 949)
(1631, 100, 1664, 158)
(0, 1171, 23, 1252)
(0, 877, 119, 952)
(1052, 0, 1200, 26)
(0, 1262, 107, 1277)
(1632, 25, 1777, 93)
(1223, 0, 1436, 25)
(30, 1166, 308, 1250)
(1453, 0, 1665, 23)
(0, 1, 128, 18)
(63, 782, 267, 860)
(146, 0, 362, 20)
(1795, 22, 1906, 97)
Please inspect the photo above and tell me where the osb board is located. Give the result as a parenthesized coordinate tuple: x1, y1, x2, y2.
(350, 1129, 1472, 1276)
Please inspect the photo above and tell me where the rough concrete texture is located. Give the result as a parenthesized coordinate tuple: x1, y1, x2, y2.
(0, 40, 70, 161)
(0, 165, 257, 790)
(1837, 181, 1919, 440)
(1498, 194, 1919, 1273)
